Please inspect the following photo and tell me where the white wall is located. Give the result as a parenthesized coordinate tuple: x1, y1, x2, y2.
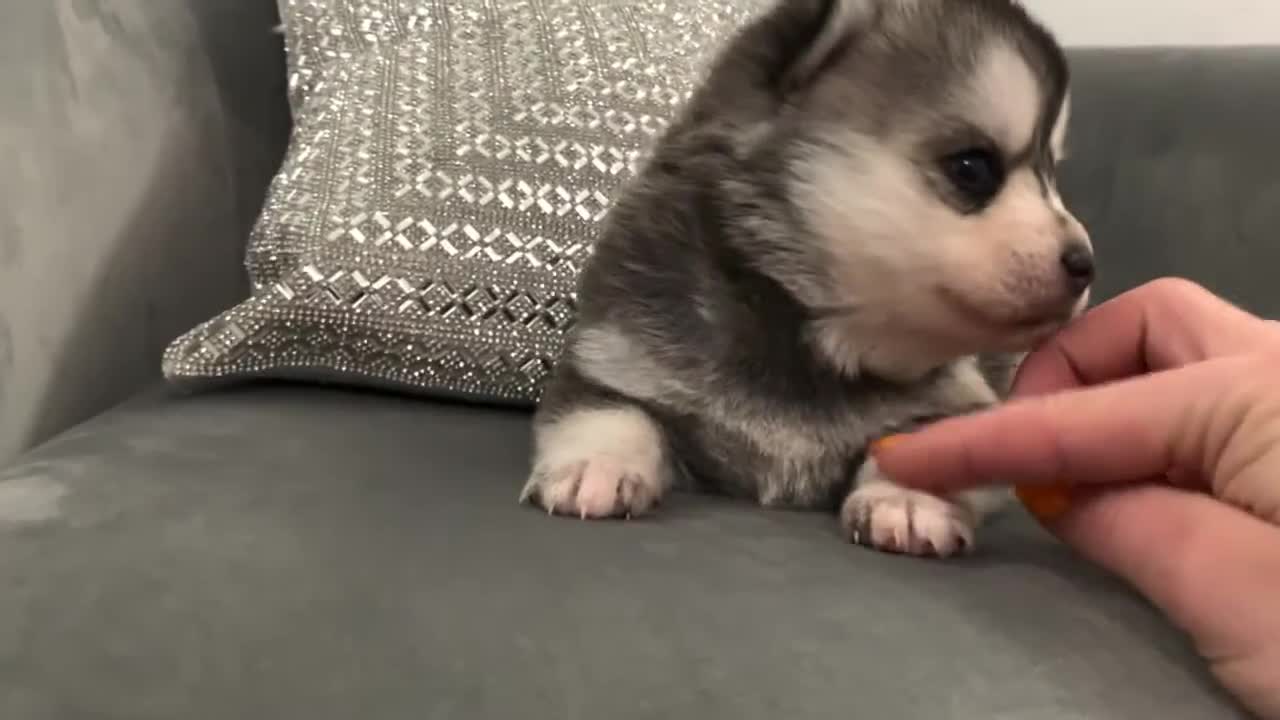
(1025, 0, 1280, 47)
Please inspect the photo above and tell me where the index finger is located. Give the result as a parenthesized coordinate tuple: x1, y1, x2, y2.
(1013, 278, 1276, 397)
(873, 358, 1254, 493)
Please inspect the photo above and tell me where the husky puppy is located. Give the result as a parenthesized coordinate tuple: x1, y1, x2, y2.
(519, 0, 1093, 557)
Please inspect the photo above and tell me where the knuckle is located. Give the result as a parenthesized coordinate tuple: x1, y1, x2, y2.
(1145, 276, 1211, 304)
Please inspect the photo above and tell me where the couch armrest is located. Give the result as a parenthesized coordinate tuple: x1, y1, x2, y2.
(0, 1, 291, 463)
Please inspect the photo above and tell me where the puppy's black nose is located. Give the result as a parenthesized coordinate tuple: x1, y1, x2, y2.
(1060, 245, 1095, 294)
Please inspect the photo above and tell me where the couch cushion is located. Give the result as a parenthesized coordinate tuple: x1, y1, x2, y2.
(0, 387, 1243, 718)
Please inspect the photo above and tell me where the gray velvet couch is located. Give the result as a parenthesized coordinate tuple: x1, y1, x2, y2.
(2, 3, 1277, 718)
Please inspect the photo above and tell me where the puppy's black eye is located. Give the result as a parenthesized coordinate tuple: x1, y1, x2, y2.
(941, 149, 1004, 208)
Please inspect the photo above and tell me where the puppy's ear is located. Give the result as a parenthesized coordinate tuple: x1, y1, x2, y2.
(780, 0, 881, 93)
(689, 0, 895, 120)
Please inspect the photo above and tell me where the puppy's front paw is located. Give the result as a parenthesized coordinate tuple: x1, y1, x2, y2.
(520, 406, 668, 519)
(841, 481, 976, 558)
(522, 458, 663, 519)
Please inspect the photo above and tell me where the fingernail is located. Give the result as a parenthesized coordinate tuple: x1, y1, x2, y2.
(1016, 483, 1074, 523)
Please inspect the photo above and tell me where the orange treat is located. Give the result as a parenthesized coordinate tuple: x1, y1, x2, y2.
(1016, 483, 1074, 522)
(870, 434, 906, 454)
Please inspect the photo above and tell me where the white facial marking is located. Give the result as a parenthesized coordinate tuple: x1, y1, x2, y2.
(968, 44, 1041, 155)
(523, 406, 668, 518)
(979, 169, 1057, 244)
(790, 135, 969, 378)
(1050, 92, 1072, 161)
(790, 121, 1091, 378)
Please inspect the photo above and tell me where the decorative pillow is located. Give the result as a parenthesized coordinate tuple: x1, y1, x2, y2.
(162, 0, 763, 405)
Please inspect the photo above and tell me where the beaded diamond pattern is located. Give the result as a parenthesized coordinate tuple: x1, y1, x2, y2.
(163, 0, 761, 403)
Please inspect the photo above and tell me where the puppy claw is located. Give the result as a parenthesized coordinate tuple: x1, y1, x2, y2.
(526, 460, 662, 519)
(841, 483, 976, 558)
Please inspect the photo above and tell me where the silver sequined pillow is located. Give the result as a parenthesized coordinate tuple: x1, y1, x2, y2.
(162, 0, 762, 404)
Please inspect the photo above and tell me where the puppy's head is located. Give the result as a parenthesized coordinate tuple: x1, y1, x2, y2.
(717, 0, 1091, 378)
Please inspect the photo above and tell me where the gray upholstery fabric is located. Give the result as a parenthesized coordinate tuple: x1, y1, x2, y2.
(0, 0, 290, 463)
(1060, 47, 1280, 317)
(0, 387, 1245, 718)
(0, 39, 1276, 720)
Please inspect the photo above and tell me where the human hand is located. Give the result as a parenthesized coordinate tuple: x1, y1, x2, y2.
(873, 278, 1280, 718)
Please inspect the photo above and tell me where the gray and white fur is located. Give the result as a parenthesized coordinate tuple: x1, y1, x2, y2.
(519, 0, 1093, 558)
